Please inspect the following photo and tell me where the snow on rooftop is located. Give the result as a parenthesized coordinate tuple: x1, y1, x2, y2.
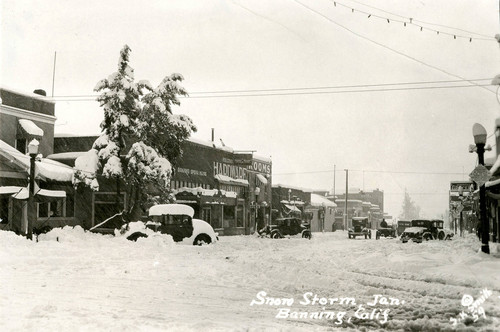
(272, 183, 315, 192)
(310, 193, 337, 207)
(47, 152, 89, 160)
(0, 85, 55, 103)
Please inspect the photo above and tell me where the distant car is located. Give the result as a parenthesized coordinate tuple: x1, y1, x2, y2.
(400, 227, 427, 243)
(376, 227, 396, 239)
(259, 217, 311, 239)
(120, 204, 218, 245)
(410, 219, 453, 240)
(348, 217, 371, 239)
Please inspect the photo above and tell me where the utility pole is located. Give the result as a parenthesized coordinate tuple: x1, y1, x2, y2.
(333, 164, 336, 198)
(344, 169, 348, 231)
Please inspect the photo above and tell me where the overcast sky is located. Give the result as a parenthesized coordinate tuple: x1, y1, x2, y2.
(2, 0, 500, 219)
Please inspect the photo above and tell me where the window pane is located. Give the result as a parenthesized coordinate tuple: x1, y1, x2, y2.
(38, 203, 49, 218)
(16, 138, 26, 153)
(66, 194, 74, 217)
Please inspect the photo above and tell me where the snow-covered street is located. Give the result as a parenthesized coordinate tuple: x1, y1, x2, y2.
(1, 229, 499, 331)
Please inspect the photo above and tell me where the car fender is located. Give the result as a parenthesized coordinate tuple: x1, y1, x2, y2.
(181, 218, 218, 245)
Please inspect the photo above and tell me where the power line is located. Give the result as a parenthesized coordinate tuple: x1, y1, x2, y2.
(274, 169, 465, 176)
(347, 0, 494, 39)
(52, 83, 492, 102)
(329, 0, 494, 42)
(51, 78, 492, 98)
(292, 0, 496, 95)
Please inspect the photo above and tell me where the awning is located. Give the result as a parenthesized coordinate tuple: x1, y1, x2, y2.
(18, 119, 44, 138)
(0, 186, 66, 200)
(284, 204, 301, 212)
(0, 140, 73, 182)
(256, 173, 268, 185)
(214, 174, 249, 186)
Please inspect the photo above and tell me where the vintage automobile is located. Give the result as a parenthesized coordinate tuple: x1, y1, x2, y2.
(410, 219, 453, 240)
(259, 217, 312, 239)
(120, 204, 218, 245)
(400, 227, 427, 243)
(375, 219, 396, 239)
(397, 220, 411, 236)
(348, 217, 372, 239)
(375, 227, 396, 239)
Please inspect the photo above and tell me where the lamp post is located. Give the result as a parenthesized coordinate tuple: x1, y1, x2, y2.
(471, 123, 490, 254)
(27, 139, 39, 240)
(458, 186, 464, 237)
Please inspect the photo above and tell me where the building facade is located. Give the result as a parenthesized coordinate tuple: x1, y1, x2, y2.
(51, 134, 272, 235)
(0, 87, 76, 234)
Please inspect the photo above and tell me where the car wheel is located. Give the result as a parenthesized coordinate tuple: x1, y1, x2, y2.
(348, 234, 351, 239)
(271, 231, 281, 239)
(438, 232, 445, 240)
(423, 233, 432, 241)
(193, 234, 212, 246)
(302, 231, 311, 239)
(364, 234, 367, 239)
(126, 232, 148, 242)
(376, 231, 380, 240)
(369, 231, 372, 239)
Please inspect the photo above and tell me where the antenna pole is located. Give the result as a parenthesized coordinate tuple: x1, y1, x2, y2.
(51, 51, 57, 97)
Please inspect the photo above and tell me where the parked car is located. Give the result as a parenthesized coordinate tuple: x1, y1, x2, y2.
(400, 227, 427, 243)
(348, 217, 371, 239)
(259, 217, 311, 239)
(120, 204, 218, 245)
(397, 220, 411, 236)
(410, 219, 453, 240)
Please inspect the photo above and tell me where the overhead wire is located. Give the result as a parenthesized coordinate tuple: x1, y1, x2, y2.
(292, 0, 496, 95)
(51, 82, 494, 102)
(346, 0, 495, 39)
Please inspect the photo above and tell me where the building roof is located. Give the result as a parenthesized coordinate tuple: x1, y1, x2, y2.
(310, 193, 337, 207)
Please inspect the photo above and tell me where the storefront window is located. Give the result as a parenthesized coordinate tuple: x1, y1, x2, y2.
(202, 207, 211, 224)
(224, 205, 235, 227)
(93, 192, 125, 227)
(236, 205, 244, 227)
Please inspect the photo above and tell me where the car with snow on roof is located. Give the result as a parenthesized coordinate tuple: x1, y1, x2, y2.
(259, 217, 311, 239)
(399, 227, 427, 243)
(348, 217, 371, 239)
(120, 204, 218, 245)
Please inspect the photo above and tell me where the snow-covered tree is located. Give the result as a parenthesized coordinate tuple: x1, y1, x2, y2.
(74, 45, 196, 220)
(399, 190, 421, 220)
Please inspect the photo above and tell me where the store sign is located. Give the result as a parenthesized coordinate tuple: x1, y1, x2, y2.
(469, 165, 490, 188)
(249, 160, 271, 175)
(213, 161, 248, 180)
(450, 181, 473, 192)
(177, 167, 208, 177)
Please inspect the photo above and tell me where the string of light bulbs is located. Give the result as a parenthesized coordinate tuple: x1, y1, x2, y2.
(329, 0, 496, 43)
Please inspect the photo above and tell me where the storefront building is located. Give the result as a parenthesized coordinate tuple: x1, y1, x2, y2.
(0, 87, 76, 234)
(50, 134, 272, 235)
(172, 138, 272, 235)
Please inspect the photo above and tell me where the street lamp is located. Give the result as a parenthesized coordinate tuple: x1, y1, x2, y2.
(27, 139, 39, 240)
(471, 123, 490, 254)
